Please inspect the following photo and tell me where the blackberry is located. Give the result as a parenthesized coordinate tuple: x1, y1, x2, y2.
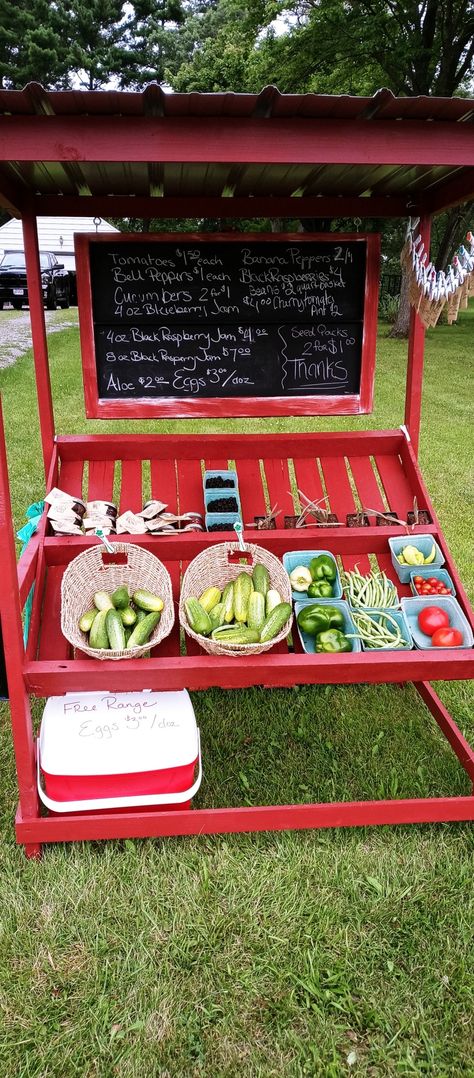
(207, 496, 239, 513)
(207, 522, 235, 531)
(205, 476, 235, 489)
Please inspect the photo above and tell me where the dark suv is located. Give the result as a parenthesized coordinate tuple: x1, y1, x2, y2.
(0, 251, 70, 310)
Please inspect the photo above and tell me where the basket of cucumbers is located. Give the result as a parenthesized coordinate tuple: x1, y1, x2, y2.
(60, 542, 174, 659)
(179, 542, 293, 656)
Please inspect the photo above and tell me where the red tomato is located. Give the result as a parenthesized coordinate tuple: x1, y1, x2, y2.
(431, 627, 463, 647)
(418, 606, 450, 636)
(428, 578, 439, 586)
(413, 576, 423, 585)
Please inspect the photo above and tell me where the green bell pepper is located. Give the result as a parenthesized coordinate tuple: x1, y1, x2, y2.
(297, 604, 345, 636)
(309, 554, 337, 583)
(315, 629, 351, 653)
(307, 579, 333, 599)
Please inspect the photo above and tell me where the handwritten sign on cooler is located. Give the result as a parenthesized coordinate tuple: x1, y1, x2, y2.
(40, 691, 198, 776)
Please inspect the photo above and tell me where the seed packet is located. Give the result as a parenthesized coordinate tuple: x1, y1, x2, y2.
(45, 489, 86, 516)
(86, 500, 117, 519)
(139, 500, 168, 519)
(49, 521, 83, 535)
(82, 516, 117, 531)
(115, 511, 147, 534)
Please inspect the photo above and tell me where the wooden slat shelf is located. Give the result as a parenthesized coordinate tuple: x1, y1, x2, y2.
(18, 428, 473, 697)
(51, 429, 438, 536)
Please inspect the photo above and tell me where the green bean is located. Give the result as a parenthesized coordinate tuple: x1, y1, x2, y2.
(348, 610, 409, 649)
(341, 568, 398, 609)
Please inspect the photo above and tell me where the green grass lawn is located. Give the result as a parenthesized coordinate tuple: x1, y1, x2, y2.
(0, 309, 473, 1077)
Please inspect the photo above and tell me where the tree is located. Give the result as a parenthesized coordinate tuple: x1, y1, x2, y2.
(63, 0, 135, 90)
(0, 0, 71, 88)
(170, 0, 281, 92)
(115, 0, 187, 88)
(245, 0, 474, 334)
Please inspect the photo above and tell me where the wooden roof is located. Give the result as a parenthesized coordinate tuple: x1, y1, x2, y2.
(0, 84, 473, 219)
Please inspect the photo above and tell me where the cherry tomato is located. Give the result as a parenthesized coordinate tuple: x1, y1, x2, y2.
(414, 576, 423, 585)
(431, 627, 463, 647)
(418, 606, 450, 636)
(428, 578, 439, 587)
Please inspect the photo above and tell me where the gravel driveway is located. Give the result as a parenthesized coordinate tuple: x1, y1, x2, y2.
(0, 309, 78, 369)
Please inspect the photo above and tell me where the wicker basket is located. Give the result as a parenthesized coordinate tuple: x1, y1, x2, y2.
(61, 543, 175, 660)
(179, 542, 293, 656)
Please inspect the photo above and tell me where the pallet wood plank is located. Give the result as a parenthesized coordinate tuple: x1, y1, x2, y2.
(150, 458, 178, 515)
(176, 459, 204, 517)
(87, 459, 115, 502)
(262, 458, 295, 517)
(376, 551, 412, 599)
(348, 455, 387, 516)
(38, 566, 70, 660)
(340, 552, 372, 575)
(292, 457, 326, 518)
(374, 453, 415, 519)
(58, 459, 84, 498)
(319, 455, 356, 522)
(205, 458, 229, 471)
(234, 458, 267, 522)
(119, 460, 143, 513)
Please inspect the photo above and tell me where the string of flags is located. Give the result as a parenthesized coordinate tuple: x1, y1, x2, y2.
(401, 219, 474, 328)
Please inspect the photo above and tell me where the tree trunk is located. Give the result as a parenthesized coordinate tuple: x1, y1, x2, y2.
(389, 262, 411, 338)
(435, 202, 473, 270)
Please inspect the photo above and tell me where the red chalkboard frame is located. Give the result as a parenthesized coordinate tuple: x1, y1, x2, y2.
(75, 231, 380, 419)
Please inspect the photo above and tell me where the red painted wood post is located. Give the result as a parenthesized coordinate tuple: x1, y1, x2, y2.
(22, 212, 56, 480)
(0, 397, 41, 857)
(404, 214, 432, 457)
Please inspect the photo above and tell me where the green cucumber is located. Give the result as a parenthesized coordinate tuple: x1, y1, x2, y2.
(93, 590, 114, 612)
(78, 608, 97, 633)
(106, 608, 126, 650)
(198, 586, 221, 613)
(259, 602, 292, 643)
(252, 563, 270, 597)
(185, 597, 212, 636)
(89, 609, 110, 649)
(127, 610, 161, 648)
(132, 588, 164, 613)
(222, 581, 234, 623)
(211, 625, 260, 644)
(247, 591, 266, 633)
(111, 585, 130, 610)
(120, 605, 138, 627)
(209, 602, 226, 630)
(233, 571, 253, 623)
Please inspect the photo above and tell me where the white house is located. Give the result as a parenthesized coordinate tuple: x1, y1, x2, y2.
(0, 215, 119, 272)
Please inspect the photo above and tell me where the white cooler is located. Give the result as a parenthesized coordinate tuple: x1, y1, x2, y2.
(37, 689, 201, 813)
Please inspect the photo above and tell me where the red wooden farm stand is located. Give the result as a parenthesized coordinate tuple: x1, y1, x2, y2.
(0, 86, 473, 856)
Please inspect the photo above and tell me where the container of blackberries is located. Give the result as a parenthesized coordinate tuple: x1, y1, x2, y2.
(203, 469, 238, 490)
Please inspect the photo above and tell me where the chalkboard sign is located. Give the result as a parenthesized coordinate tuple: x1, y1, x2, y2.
(76, 233, 379, 419)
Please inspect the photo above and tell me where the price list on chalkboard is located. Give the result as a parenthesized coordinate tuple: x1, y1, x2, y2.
(78, 234, 378, 416)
